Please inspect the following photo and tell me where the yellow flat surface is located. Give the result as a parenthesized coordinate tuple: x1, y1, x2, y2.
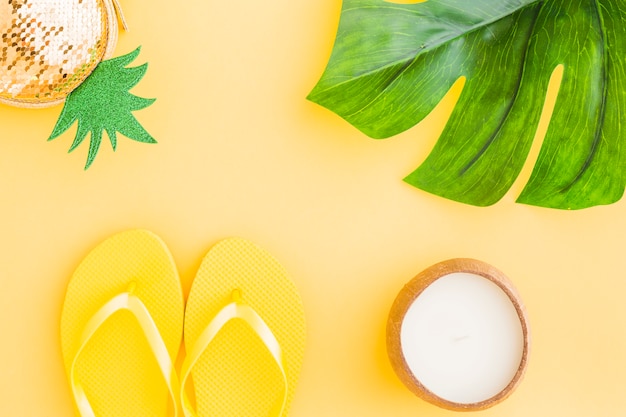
(1, 1, 626, 416)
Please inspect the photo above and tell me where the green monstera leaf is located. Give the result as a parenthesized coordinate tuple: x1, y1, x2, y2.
(308, 0, 626, 209)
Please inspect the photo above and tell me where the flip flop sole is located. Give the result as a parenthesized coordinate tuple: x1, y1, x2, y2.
(60, 229, 184, 417)
(184, 238, 306, 417)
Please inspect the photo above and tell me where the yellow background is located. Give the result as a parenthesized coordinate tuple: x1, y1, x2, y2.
(2, 1, 626, 416)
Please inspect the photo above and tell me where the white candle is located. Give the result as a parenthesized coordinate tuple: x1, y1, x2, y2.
(387, 259, 530, 411)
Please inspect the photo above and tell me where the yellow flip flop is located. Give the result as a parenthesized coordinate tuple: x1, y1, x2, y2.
(181, 238, 306, 417)
(60, 230, 184, 417)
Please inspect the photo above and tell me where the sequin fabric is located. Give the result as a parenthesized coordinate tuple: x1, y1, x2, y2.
(0, 0, 108, 104)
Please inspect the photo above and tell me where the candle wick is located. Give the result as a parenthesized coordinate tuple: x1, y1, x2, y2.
(451, 334, 470, 343)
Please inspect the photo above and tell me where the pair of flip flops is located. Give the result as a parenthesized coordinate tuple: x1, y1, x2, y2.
(60, 230, 306, 417)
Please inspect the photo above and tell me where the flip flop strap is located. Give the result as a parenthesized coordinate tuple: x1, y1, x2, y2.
(180, 295, 288, 417)
(70, 292, 180, 417)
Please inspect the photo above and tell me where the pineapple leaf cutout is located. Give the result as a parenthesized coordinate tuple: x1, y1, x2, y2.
(48, 47, 156, 170)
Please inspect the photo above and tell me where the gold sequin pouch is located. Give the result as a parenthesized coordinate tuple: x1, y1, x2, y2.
(0, 0, 155, 168)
